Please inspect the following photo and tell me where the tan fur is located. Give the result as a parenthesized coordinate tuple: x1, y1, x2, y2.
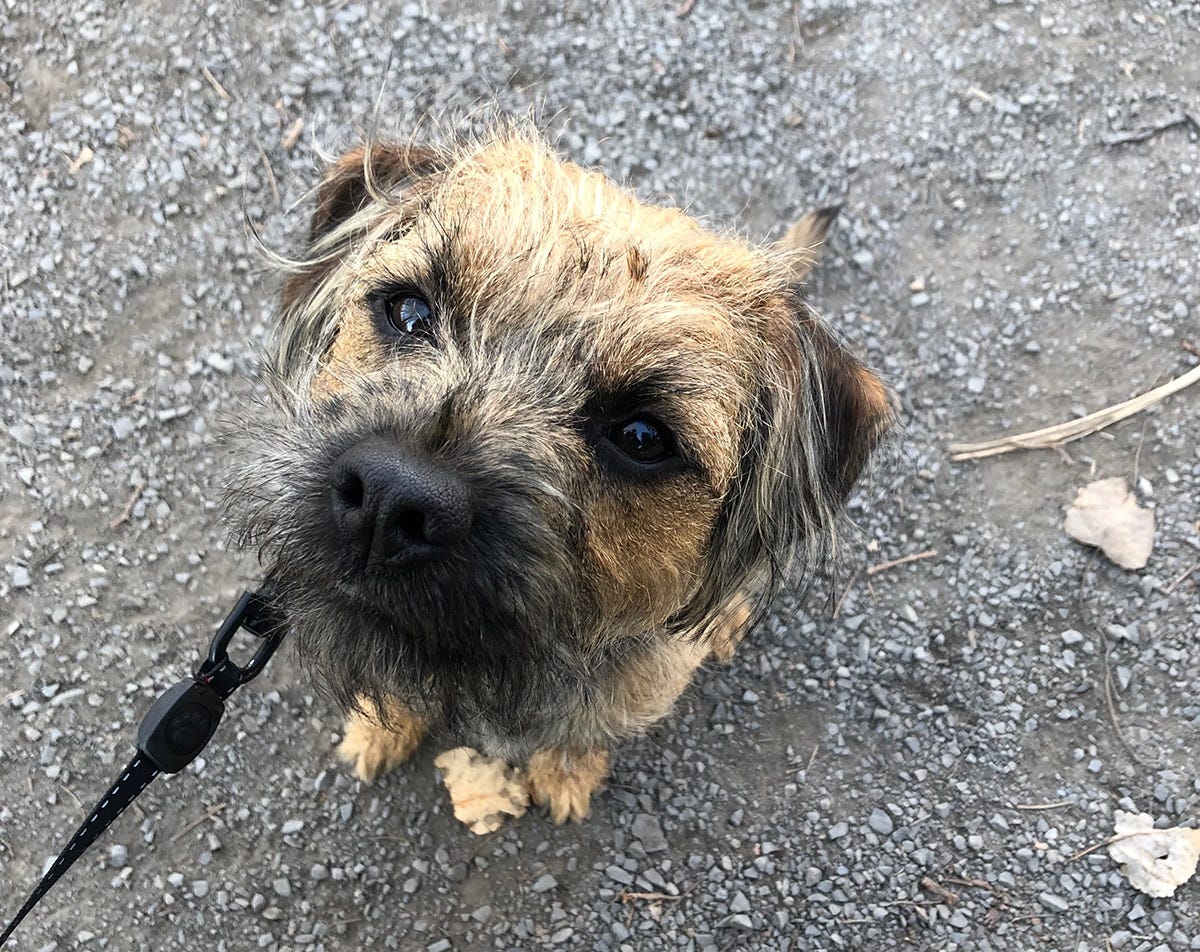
(238, 124, 890, 828)
(778, 206, 841, 282)
(707, 591, 754, 663)
(526, 748, 612, 824)
(336, 697, 428, 782)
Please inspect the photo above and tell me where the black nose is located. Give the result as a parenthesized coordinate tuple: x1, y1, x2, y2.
(329, 438, 472, 566)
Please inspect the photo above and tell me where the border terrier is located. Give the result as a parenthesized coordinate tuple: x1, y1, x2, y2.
(226, 126, 890, 825)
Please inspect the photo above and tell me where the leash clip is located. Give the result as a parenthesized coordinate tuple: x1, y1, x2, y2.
(199, 588, 285, 694)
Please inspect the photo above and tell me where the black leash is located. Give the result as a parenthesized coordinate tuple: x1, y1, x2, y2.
(0, 587, 284, 947)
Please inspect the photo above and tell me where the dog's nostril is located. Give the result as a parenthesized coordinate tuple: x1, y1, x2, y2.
(336, 472, 366, 510)
(329, 438, 471, 566)
(393, 508, 428, 545)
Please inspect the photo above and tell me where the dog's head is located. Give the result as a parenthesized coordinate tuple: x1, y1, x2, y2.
(227, 129, 889, 716)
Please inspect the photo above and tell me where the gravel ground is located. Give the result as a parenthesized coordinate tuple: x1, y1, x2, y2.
(2, 1, 1198, 950)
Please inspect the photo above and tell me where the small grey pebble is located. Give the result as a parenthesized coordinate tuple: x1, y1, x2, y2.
(868, 808, 894, 836)
(606, 864, 634, 885)
(631, 814, 668, 853)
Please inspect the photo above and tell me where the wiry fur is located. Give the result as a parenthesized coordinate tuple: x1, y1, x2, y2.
(226, 124, 889, 815)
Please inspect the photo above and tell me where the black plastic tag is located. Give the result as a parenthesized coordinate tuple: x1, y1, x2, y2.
(135, 680, 224, 774)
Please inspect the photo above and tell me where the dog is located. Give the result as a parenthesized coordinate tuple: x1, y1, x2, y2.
(226, 125, 890, 824)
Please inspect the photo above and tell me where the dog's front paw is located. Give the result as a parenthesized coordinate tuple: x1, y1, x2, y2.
(336, 697, 427, 782)
(526, 748, 611, 823)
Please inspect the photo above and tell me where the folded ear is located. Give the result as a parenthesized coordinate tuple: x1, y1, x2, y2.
(755, 289, 891, 564)
(670, 289, 891, 637)
(790, 301, 892, 506)
(305, 143, 448, 248)
(275, 143, 448, 382)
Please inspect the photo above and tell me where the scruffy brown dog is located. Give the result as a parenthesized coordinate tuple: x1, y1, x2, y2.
(227, 126, 889, 824)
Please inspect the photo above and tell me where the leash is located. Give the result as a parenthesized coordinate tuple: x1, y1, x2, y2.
(0, 587, 284, 947)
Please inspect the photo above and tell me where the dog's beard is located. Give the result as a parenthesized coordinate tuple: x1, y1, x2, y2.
(222, 386, 599, 742)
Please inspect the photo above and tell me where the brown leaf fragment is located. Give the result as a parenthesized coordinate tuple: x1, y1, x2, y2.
(1063, 477, 1154, 569)
(434, 747, 528, 834)
(281, 117, 305, 151)
(1109, 811, 1200, 898)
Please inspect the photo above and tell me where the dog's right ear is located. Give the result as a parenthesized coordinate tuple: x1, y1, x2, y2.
(305, 143, 448, 248)
(276, 143, 447, 380)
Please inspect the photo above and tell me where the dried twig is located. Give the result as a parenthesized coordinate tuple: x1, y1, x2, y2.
(676, 0, 696, 15)
(281, 117, 305, 150)
(170, 802, 228, 843)
(832, 569, 860, 618)
(866, 549, 938, 576)
(621, 891, 684, 902)
(920, 876, 959, 905)
(1164, 562, 1198, 596)
(258, 145, 280, 207)
(943, 876, 1006, 898)
(110, 482, 145, 530)
(1010, 800, 1073, 811)
(1067, 831, 1146, 862)
(948, 363, 1200, 460)
(200, 66, 231, 102)
(1078, 558, 1142, 765)
(1182, 339, 1200, 359)
(1100, 112, 1198, 146)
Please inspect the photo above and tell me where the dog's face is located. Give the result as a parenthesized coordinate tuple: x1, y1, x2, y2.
(227, 130, 888, 726)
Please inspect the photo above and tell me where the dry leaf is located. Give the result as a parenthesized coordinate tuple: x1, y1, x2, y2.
(1063, 477, 1154, 569)
(1109, 811, 1200, 897)
(434, 747, 528, 834)
(67, 146, 94, 174)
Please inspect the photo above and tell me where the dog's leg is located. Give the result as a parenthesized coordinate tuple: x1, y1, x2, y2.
(707, 590, 753, 663)
(336, 696, 428, 782)
(525, 748, 611, 823)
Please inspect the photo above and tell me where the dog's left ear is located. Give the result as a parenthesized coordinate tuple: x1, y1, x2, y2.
(671, 289, 891, 637)
(780, 296, 892, 506)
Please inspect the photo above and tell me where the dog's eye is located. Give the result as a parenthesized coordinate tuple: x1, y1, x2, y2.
(607, 417, 674, 464)
(386, 293, 434, 336)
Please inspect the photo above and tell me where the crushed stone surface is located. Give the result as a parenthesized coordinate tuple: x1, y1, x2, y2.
(2, 1, 1198, 949)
